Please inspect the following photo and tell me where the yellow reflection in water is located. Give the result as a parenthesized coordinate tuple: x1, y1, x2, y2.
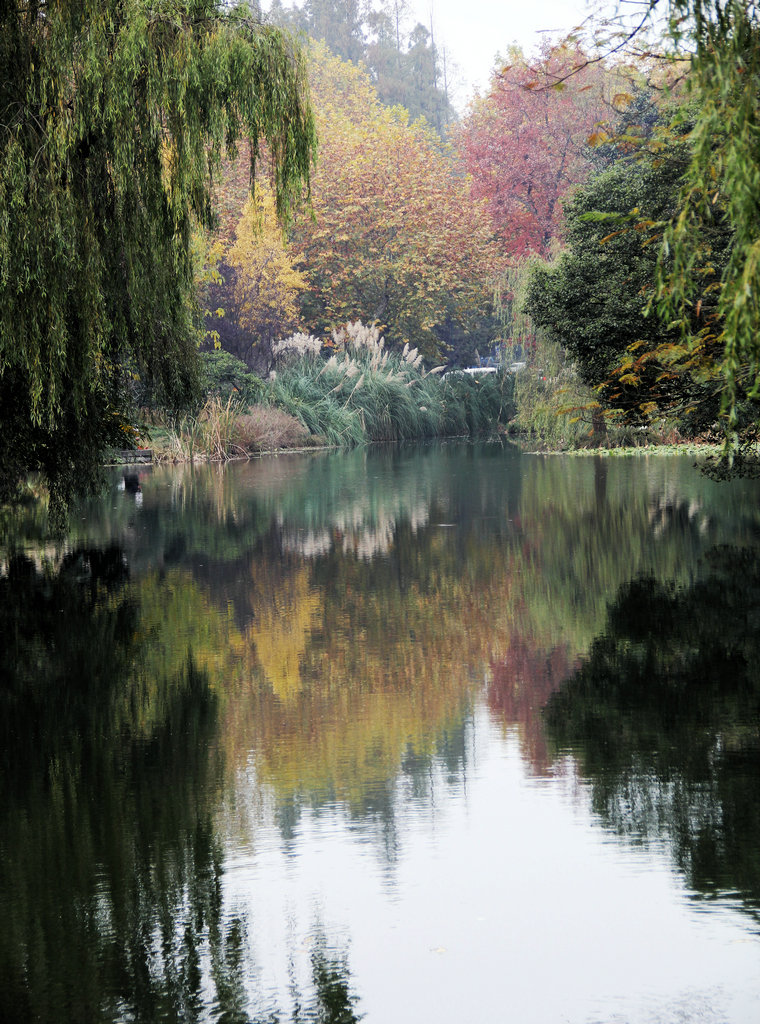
(248, 566, 323, 702)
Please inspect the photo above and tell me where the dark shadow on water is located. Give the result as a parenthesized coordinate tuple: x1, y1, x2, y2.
(544, 545, 760, 924)
(0, 550, 369, 1024)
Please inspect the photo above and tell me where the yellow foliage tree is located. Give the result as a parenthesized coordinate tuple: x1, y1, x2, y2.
(291, 43, 500, 359)
(226, 185, 307, 371)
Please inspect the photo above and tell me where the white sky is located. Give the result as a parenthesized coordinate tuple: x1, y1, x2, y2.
(412, 1, 603, 103)
(262, 1, 633, 110)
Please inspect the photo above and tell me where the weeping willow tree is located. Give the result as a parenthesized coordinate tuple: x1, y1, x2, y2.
(0, 0, 315, 509)
(647, 2, 760, 465)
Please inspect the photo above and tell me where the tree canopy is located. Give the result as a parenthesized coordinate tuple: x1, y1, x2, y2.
(210, 42, 499, 363)
(458, 44, 612, 257)
(290, 44, 498, 359)
(226, 185, 307, 373)
(524, 114, 735, 435)
(267, 0, 455, 130)
(0, 0, 315, 506)
(519, 1, 760, 454)
(570, 1, 760, 457)
(654, 1, 760, 456)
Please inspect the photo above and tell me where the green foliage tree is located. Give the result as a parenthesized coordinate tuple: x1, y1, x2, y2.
(596, 2, 760, 459)
(0, 0, 315, 509)
(653, 1, 760, 460)
(524, 119, 732, 435)
(301, 0, 366, 64)
(268, 0, 455, 130)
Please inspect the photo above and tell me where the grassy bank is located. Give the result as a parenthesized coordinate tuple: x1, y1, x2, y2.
(142, 326, 515, 462)
(529, 443, 724, 457)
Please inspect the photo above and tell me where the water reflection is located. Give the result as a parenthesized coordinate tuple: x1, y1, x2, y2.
(0, 551, 234, 1022)
(545, 545, 760, 925)
(0, 551, 365, 1024)
(250, 934, 362, 1024)
(3, 445, 760, 1021)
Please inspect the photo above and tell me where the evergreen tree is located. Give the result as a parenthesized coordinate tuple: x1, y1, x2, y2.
(268, 0, 455, 129)
(303, 0, 366, 63)
(524, 116, 734, 435)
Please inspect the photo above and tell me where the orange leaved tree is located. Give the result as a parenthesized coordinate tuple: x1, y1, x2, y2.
(291, 43, 501, 359)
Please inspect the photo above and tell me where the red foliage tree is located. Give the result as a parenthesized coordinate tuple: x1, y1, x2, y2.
(458, 44, 613, 258)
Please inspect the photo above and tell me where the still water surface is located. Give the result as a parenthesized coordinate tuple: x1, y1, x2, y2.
(2, 442, 760, 1023)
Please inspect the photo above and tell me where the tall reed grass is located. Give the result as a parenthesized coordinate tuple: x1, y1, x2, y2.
(269, 322, 514, 445)
(151, 323, 515, 461)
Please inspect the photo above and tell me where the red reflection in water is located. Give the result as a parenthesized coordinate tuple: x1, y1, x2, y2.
(488, 639, 579, 775)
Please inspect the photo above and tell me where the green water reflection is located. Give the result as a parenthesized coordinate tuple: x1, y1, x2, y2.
(2, 443, 760, 1021)
(0, 550, 236, 1023)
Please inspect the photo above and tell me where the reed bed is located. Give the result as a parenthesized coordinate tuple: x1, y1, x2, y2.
(153, 323, 514, 461)
(154, 397, 311, 461)
(269, 322, 514, 445)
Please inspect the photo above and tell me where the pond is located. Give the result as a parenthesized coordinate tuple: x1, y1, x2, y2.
(2, 442, 760, 1024)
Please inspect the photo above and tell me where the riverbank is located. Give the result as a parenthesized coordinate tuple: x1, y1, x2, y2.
(127, 358, 515, 463)
(530, 442, 725, 458)
(111, 426, 727, 468)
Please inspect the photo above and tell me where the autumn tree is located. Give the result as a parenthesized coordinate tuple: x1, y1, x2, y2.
(0, 0, 315, 508)
(290, 43, 499, 358)
(225, 185, 307, 373)
(457, 43, 613, 257)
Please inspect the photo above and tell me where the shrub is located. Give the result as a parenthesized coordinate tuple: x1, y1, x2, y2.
(508, 336, 642, 450)
(230, 406, 312, 452)
(201, 350, 267, 405)
(511, 364, 596, 449)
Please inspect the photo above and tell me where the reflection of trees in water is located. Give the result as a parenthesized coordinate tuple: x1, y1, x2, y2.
(64, 448, 757, 859)
(222, 522, 500, 857)
(544, 546, 760, 922)
(29, 443, 523, 580)
(1, 551, 367, 1023)
(305, 942, 363, 1024)
(8, 450, 760, 976)
(253, 933, 363, 1024)
(265, 716, 471, 873)
(0, 552, 249, 1024)
(488, 641, 579, 775)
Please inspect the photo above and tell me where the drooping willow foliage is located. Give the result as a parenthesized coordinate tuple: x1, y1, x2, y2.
(0, 0, 315, 505)
(653, 1, 760, 459)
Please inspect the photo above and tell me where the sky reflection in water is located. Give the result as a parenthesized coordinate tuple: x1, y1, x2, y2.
(2, 443, 760, 1023)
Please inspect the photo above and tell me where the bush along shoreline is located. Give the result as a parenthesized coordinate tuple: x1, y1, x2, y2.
(134, 323, 517, 462)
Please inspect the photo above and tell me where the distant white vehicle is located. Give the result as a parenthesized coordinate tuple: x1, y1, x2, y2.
(443, 366, 498, 379)
(462, 366, 497, 375)
(443, 363, 526, 378)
